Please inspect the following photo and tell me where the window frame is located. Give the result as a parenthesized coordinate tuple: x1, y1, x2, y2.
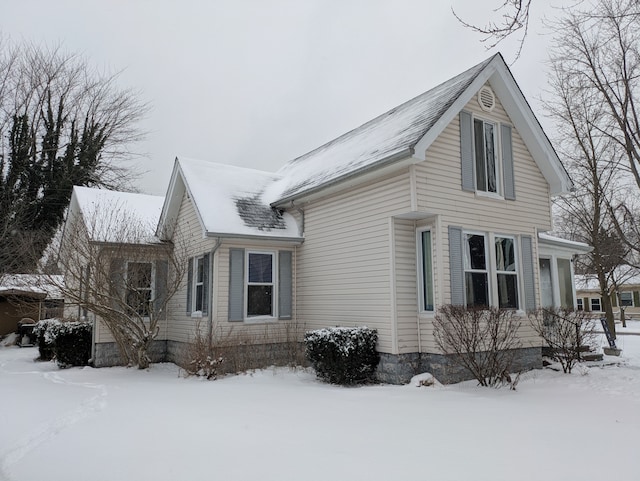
(126, 261, 154, 318)
(462, 231, 523, 310)
(620, 291, 633, 307)
(245, 250, 276, 320)
(188, 255, 207, 316)
(473, 117, 502, 197)
(417, 228, 435, 313)
(463, 231, 490, 309)
(494, 235, 519, 309)
(590, 297, 602, 312)
(576, 298, 584, 311)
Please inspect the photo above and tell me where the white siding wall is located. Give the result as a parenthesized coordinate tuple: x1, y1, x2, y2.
(295, 171, 412, 354)
(411, 88, 550, 351)
(165, 191, 300, 345)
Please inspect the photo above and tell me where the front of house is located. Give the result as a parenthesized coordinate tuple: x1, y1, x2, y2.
(64, 53, 590, 383)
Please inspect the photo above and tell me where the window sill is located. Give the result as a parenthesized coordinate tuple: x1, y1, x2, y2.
(243, 316, 278, 324)
(190, 311, 203, 319)
(475, 191, 504, 201)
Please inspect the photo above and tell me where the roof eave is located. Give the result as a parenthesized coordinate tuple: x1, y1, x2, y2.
(204, 232, 304, 244)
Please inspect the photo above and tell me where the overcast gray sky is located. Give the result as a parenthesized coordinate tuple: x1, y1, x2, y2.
(4, 0, 562, 195)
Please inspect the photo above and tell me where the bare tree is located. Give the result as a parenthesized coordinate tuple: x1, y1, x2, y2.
(0, 37, 149, 272)
(452, 0, 533, 60)
(433, 305, 522, 388)
(528, 308, 597, 373)
(48, 204, 185, 369)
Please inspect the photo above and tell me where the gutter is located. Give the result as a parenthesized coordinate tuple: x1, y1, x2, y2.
(270, 148, 415, 208)
(204, 232, 304, 244)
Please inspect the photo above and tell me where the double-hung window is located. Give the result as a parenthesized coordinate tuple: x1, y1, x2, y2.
(454, 229, 523, 310)
(474, 119, 499, 194)
(591, 297, 602, 312)
(620, 291, 633, 307)
(418, 230, 434, 312)
(495, 236, 518, 308)
(247, 252, 274, 317)
(126, 262, 153, 317)
(187, 254, 209, 315)
(464, 233, 489, 308)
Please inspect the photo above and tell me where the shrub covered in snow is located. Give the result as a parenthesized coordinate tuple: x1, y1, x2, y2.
(54, 322, 92, 368)
(304, 326, 379, 385)
(33, 318, 62, 361)
(33, 319, 92, 367)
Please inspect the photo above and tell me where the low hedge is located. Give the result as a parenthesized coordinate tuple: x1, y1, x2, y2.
(33, 319, 92, 367)
(304, 326, 379, 385)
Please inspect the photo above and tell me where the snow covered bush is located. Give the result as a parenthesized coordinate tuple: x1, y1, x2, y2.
(33, 319, 92, 367)
(434, 305, 522, 388)
(54, 322, 92, 368)
(33, 318, 62, 361)
(304, 326, 379, 385)
(528, 308, 597, 373)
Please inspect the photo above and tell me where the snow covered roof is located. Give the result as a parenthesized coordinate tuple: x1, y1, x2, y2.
(158, 158, 301, 240)
(263, 52, 571, 205)
(0, 274, 64, 299)
(158, 53, 571, 239)
(262, 56, 494, 204)
(71, 186, 165, 244)
(538, 232, 592, 254)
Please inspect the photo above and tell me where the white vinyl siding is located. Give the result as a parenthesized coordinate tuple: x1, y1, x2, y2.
(296, 171, 412, 354)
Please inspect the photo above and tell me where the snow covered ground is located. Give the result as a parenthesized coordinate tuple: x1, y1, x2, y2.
(2, 326, 640, 481)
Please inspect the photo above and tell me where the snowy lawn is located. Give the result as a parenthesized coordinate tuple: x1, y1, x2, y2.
(2, 329, 640, 481)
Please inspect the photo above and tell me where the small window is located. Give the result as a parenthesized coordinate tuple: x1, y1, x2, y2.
(419, 230, 434, 311)
(591, 298, 602, 312)
(620, 291, 633, 307)
(464, 233, 489, 308)
(127, 262, 153, 316)
(495, 237, 518, 309)
(247, 252, 274, 317)
(474, 119, 499, 194)
(576, 298, 583, 311)
(194, 257, 205, 312)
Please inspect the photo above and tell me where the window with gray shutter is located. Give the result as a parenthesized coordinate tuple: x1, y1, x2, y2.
(459, 111, 475, 192)
(278, 251, 293, 319)
(501, 124, 515, 200)
(448, 226, 465, 306)
(186, 257, 193, 314)
(520, 235, 536, 311)
(228, 248, 245, 321)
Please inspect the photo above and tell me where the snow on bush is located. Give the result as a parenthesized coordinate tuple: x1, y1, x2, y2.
(33, 318, 62, 361)
(304, 326, 379, 385)
(33, 319, 92, 367)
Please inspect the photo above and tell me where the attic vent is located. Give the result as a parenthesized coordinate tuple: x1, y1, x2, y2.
(478, 86, 495, 112)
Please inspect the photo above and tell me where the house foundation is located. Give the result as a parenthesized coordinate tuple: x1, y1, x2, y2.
(377, 347, 542, 385)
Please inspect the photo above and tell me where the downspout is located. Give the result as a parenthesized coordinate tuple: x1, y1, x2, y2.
(290, 201, 305, 237)
(207, 237, 223, 348)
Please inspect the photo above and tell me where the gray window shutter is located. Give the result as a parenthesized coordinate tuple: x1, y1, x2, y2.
(448, 226, 464, 306)
(278, 251, 292, 319)
(228, 248, 245, 321)
(520, 235, 536, 311)
(109, 258, 126, 310)
(186, 257, 193, 314)
(202, 253, 210, 315)
(459, 111, 475, 192)
(634, 291, 640, 307)
(154, 259, 169, 318)
(501, 124, 516, 200)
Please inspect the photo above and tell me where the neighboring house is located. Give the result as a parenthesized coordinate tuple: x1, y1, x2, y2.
(65, 53, 590, 383)
(0, 274, 64, 336)
(61, 186, 168, 364)
(575, 266, 640, 317)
